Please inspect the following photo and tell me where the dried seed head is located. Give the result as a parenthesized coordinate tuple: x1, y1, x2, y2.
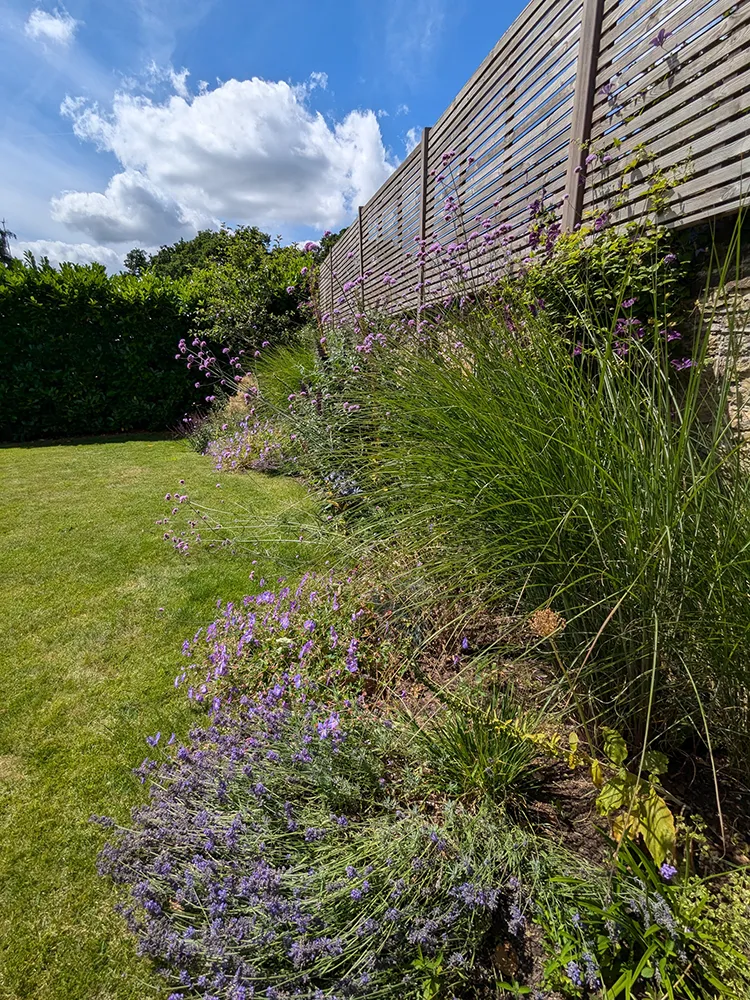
(528, 607, 566, 638)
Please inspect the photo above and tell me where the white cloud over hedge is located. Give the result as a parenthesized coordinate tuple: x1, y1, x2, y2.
(15, 239, 127, 271)
(53, 74, 396, 245)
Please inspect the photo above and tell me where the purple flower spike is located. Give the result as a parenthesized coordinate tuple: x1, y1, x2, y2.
(660, 862, 678, 881)
(671, 357, 694, 371)
(146, 732, 161, 747)
(651, 27, 671, 47)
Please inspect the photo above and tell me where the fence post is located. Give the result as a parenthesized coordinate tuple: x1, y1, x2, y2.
(358, 205, 366, 312)
(562, 0, 606, 231)
(418, 126, 431, 314)
(329, 251, 335, 331)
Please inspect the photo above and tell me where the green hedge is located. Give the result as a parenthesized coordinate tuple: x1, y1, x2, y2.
(0, 260, 204, 442)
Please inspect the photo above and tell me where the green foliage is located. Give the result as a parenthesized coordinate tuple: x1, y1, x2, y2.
(254, 340, 319, 413)
(120, 226, 315, 360)
(0, 257, 204, 441)
(122, 247, 149, 276)
(594, 729, 676, 866)
(147, 227, 243, 279)
(499, 221, 693, 347)
(139, 224, 313, 352)
(540, 841, 749, 999)
(409, 688, 543, 805)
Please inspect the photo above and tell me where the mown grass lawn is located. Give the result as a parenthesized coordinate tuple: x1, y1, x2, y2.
(0, 435, 319, 1000)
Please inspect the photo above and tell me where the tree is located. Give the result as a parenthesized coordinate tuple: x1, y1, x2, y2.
(123, 247, 150, 276)
(190, 227, 311, 350)
(148, 228, 261, 279)
(0, 219, 17, 266)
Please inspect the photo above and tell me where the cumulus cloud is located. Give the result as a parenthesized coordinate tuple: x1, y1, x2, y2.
(15, 240, 127, 271)
(404, 127, 421, 155)
(52, 170, 192, 244)
(54, 73, 396, 245)
(24, 7, 80, 47)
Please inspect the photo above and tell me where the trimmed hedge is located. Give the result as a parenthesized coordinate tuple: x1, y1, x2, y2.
(0, 260, 203, 442)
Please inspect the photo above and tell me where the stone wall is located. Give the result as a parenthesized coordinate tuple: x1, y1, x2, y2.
(705, 275, 750, 438)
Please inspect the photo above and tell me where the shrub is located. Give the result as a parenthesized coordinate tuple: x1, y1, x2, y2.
(97, 681, 539, 999)
(0, 258, 204, 441)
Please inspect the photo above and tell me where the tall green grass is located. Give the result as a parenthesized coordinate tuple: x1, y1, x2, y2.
(342, 228, 750, 772)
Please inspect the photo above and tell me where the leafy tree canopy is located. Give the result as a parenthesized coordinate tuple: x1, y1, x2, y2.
(0, 218, 17, 266)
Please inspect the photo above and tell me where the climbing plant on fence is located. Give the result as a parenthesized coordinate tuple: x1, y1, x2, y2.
(0, 259, 205, 442)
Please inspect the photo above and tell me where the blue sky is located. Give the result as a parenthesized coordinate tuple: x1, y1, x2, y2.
(1, 0, 528, 268)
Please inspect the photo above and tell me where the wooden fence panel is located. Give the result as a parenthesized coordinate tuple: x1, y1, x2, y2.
(422, 0, 581, 296)
(583, 0, 750, 225)
(317, 0, 750, 320)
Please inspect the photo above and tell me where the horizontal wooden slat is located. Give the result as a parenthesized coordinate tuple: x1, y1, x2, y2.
(596, 0, 737, 91)
(584, 82, 750, 211)
(601, 0, 673, 41)
(591, 13, 750, 144)
(593, 1, 750, 126)
(318, 0, 750, 324)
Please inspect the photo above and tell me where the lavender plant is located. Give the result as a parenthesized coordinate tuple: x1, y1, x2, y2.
(96, 678, 549, 999)
(175, 568, 390, 708)
(98, 669, 748, 999)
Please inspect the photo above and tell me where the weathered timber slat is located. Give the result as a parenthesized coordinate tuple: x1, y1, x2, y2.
(318, 0, 750, 320)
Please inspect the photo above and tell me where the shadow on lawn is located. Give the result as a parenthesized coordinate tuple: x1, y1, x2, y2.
(0, 430, 178, 449)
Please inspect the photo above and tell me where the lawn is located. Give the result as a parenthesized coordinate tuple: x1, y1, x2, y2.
(0, 435, 319, 1000)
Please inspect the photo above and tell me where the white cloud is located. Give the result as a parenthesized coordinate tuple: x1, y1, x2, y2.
(308, 71, 328, 91)
(51, 169, 192, 244)
(15, 239, 127, 271)
(24, 7, 80, 47)
(386, 0, 446, 82)
(54, 72, 396, 244)
(405, 127, 421, 155)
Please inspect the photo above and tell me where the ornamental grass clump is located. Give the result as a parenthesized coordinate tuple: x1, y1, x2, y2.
(326, 225, 750, 775)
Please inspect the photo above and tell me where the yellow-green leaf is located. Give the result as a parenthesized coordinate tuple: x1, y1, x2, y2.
(636, 788, 676, 865)
(612, 811, 641, 843)
(643, 750, 669, 776)
(602, 728, 628, 766)
(596, 772, 634, 816)
(591, 758, 604, 788)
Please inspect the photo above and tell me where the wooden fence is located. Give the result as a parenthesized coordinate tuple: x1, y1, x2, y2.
(319, 0, 750, 319)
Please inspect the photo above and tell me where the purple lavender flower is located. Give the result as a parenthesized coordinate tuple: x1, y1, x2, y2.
(345, 638, 359, 674)
(659, 862, 678, 881)
(566, 960, 583, 987)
